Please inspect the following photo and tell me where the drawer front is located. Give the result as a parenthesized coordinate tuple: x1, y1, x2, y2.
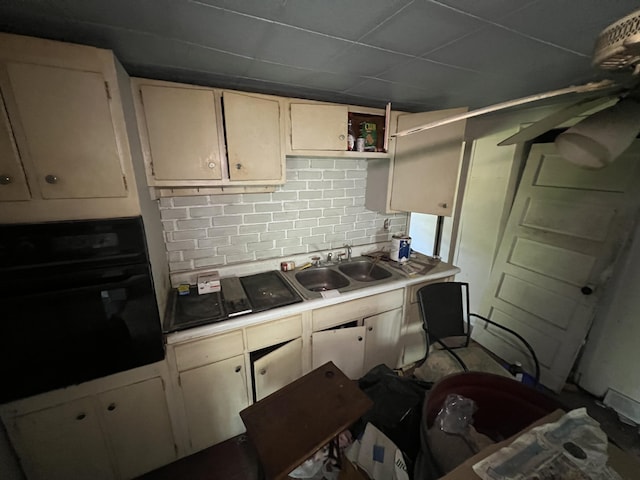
(245, 314, 302, 351)
(175, 330, 244, 372)
(408, 276, 454, 304)
(312, 289, 403, 332)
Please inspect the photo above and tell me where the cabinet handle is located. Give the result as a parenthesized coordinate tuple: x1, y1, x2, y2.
(107, 403, 117, 412)
(207, 162, 216, 169)
(45, 174, 58, 184)
(339, 134, 345, 141)
(368, 326, 373, 332)
(259, 368, 267, 376)
(235, 365, 242, 373)
(76, 413, 86, 421)
(0, 175, 11, 185)
(357, 336, 363, 341)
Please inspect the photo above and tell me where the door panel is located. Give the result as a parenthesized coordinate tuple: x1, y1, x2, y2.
(7, 63, 126, 199)
(253, 337, 303, 401)
(0, 89, 30, 201)
(476, 143, 640, 391)
(225, 91, 283, 181)
(363, 308, 402, 372)
(290, 103, 347, 151)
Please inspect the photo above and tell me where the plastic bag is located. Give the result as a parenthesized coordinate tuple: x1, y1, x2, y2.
(435, 394, 477, 434)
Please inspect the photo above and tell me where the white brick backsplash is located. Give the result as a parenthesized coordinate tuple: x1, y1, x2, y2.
(255, 203, 283, 213)
(173, 196, 209, 207)
(261, 231, 287, 241)
(224, 204, 254, 214)
(239, 224, 267, 234)
(247, 241, 274, 252)
(243, 213, 272, 224)
(159, 159, 409, 272)
(213, 215, 243, 226)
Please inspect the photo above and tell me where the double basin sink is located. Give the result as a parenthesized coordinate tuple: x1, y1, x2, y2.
(282, 257, 404, 299)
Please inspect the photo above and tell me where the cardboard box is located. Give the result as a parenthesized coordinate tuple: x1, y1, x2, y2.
(441, 409, 639, 480)
(197, 271, 220, 294)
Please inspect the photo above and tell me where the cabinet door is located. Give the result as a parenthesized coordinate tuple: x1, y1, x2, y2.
(98, 378, 176, 479)
(312, 326, 366, 379)
(253, 337, 303, 401)
(180, 355, 249, 452)
(290, 103, 347, 151)
(139, 85, 223, 181)
(363, 308, 403, 373)
(224, 91, 283, 182)
(0, 90, 30, 201)
(391, 107, 467, 216)
(6, 62, 127, 199)
(12, 398, 114, 480)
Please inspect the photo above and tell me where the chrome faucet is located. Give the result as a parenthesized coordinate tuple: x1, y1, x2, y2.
(344, 244, 352, 261)
(326, 252, 333, 263)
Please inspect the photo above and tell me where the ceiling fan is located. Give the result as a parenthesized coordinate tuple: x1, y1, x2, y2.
(392, 8, 640, 169)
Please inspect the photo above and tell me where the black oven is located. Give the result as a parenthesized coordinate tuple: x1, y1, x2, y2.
(0, 216, 164, 403)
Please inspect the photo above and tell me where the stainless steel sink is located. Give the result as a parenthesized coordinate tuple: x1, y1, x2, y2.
(295, 267, 350, 292)
(282, 257, 404, 299)
(338, 260, 392, 282)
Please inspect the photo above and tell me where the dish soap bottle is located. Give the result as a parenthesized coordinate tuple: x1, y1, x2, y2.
(347, 119, 355, 151)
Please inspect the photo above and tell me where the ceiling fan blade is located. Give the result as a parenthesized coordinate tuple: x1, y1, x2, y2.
(391, 80, 618, 138)
(497, 95, 619, 146)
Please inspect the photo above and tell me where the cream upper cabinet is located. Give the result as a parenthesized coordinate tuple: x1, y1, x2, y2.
(286, 99, 392, 158)
(133, 78, 286, 191)
(139, 84, 223, 182)
(290, 103, 348, 151)
(0, 33, 142, 223)
(389, 107, 468, 216)
(0, 91, 29, 201)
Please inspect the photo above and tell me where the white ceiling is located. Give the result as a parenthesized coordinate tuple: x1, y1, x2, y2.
(1, 0, 638, 112)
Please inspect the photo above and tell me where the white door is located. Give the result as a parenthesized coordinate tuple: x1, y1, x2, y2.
(475, 143, 640, 391)
(253, 337, 303, 401)
(363, 308, 403, 372)
(312, 326, 366, 379)
(98, 378, 176, 479)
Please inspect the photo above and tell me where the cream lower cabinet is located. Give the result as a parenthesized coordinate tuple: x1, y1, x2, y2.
(174, 330, 248, 453)
(400, 277, 454, 366)
(253, 337, 304, 401)
(311, 290, 404, 379)
(179, 355, 249, 452)
(7, 377, 176, 480)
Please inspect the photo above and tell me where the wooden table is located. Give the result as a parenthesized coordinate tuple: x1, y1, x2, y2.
(239, 361, 373, 480)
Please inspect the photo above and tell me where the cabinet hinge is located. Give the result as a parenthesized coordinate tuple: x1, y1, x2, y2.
(104, 81, 112, 100)
(122, 175, 128, 191)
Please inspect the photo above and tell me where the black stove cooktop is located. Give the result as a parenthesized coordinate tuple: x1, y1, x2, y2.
(164, 270, 303, 333)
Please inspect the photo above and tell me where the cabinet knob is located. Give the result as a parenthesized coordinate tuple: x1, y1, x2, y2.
(581, 285, 594, 295)
(259, 368, 267, 376)
(368, 326, 373, 332)
(107, 403, 117, 411)
(45, 174, 58, 184)
(357, 336, 363, 341)
(207, 162, 216, 169)
(235, 163, 242, 170)
(76, 413, 86, 421)
(339, 134, 345, 141)
(0, 175, 11, 185)
(235, 365, 242, 373)
(439, 202, 448, 209)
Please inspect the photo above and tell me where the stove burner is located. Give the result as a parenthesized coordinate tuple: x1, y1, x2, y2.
(164, 287, 226, 333)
